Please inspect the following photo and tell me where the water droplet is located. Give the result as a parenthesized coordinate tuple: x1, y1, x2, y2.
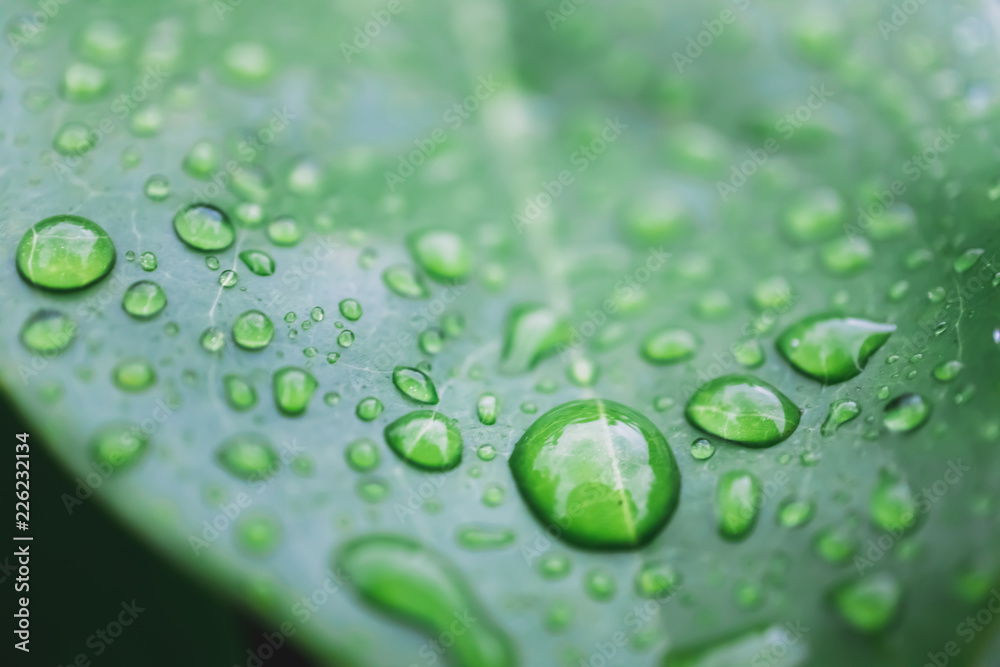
(887, 280, 909, 301)
(927, 286, 946, 303)
(408, 229, 471, 283)
(383, 264, 430, 299)
(173, 204, 234, 252)
(392, 366, 439, 404)
(751, 276, 794, 311)
(384, 411, 463, 470)
(634, 561, 682, 599)
(272, 367, 318, 417)
(870, 468, 918, 534)
(477, 444, 497, 461)
(662, 625, 809, 665)
(777, 497, 815, 528)
(182, 140, 219, 179)
(482, 483, 506, 507)
(783, 188, 844, 242)
(138, 251, 157, 272)
(877, 385, 890, 399)
(640, 327, 699, 365)
(821, 237, 873, 275)
(335, 535, 516, 667)
(953, 561, 995, 603)
(302, 346, 317, 359)
(216, 434, 279, 481)
(821, 399, 861, 436)
(144, 174, 170, 201)
(345, 438, 380, 472)
(653, 396, 675, 412)
(694, 289, 733, 320)
(356, 397, 385, 422)
(777, 315, 895, 384)
(690, 438, 715, 460)
(53, 122, 96, 156)
(521, 401, 538, 414)
(238, 249, 275, 276)
(235, 514, 282, 556)
(323, 391, 341, 407)
(199, 327, 226, 354)
(584, 568, 616, 601)
(205, 256, 220, 271)
(337, 330, 355, 348)
(122, 280, 167, 319)
(222, 42, 274, 85)
(566, 357, 599, 387)
(338, 298, 362, 321)
(686, 375, 800, 446)
(419, 329, 444, 355)
(236, 203, 264, 227)
(830, 573, 901, 635)
(284, 312, 297, 324)
(621, 192, 688, 245)
(539, 553, 571, 579)
(456, 524, 516, 550)
(509, 399, 681, 549)
(814, 522, 858, 563)
(933, 360, 963, 382)
(326, 352, 340, 364)
(733, 339, 765, 368)
(544, 601, 573, 634)
(475, 392, 499, 425)
(716, 470, 762, 541)
(357, 477, 391, 503)
(232, 310, 274, 351)
(883, 393, 931, 433)
(90, 423, 148, 472)
(111, 357, 156, 392)
(266, 217, 303, 247)
(61, 62, 109, 102)
(20, 310, 77, 355)
(219, 270, 238, 288)
(130, 106, 163, 137)
(500, 303, 570, 375)
(954, 248, 985, 273)
(223, 374, 257, 411)
(16, 215, 116, 290)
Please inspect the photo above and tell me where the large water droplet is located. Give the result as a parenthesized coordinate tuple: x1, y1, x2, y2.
(20, 310, 77, 355)
(90, 423, 148, 473)
(384, 411, 463, 471)
(173, 204, 234, 252)
(336, 534, 517, 667)
(16, 215, 115, 290)
(883, 393, 931, 433)
(339, 298, 362, 321)
(122, 280, 167, 320)
(685, 375, 800, 447)
(640, 328, 699, 365)
(391, 366, 439, 405)
(239, 249, 275, 276)
(383, 264, 430, 299)
(111, 357, 156, 392)
(508, 399, 681, 549)
(829, 573, 901, 635)
(821, 399, 861, 436)
(776, 315, 895, 383)
(272, 367, 318, 417)
(216, 434, 279, 481)
(660, 625, 809, 666)
(716, 470, 762, 541)
(408, 230, 471, 283)
(499, 303, 570, 375)
(233, 310, 274, 351)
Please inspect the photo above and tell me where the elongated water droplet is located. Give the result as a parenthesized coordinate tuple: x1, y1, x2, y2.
(356, 397, 385, 422)
(870, 468, 918, 534)
(777, 314, 895, 383)
(686, 375, 800, 446)
(223, 374, 257, 411)
(345, 438, 380, 472)
(777, 497, 815, 528)
(408, 230, 471, 283)
(272, 367, 318, 416)
(509, 399, 681, 549)
(661, 625, 809, 666)
(216, 434, 279, 481)
(717, 470, 762, 541)
(173, 204, 234, 251)
(339, 298, 362, 321)
(419, 329, 444, 355)
(821, 399, 861, 436)
(90, 423, 148, 472)
(233, 310, 274, 351)
(111, 357, 156, 392)
(477, 392, 498, 425)
(383, 264, 429, 299)
(122, 280, 167, 320)
(336, 535, 517, 667)
(640, 327, 699, 365)
(500, 303, 570, 375)
(883, 393, 931, 433)
(821, 237, 873, 275)
(16, 215, 116, 290)
(20, 310, 77, 355)
(456, 524, 516, 550)
(238, 249, 275, 276)
(783, 187, 844, 242)
(933, 360, 963, 382)
(384, 411, 463, 471)
(750, 276, 794, 311)
(391, 366, 439, 404)
(829, 573, 901, 635)
(954, 248, 984, 273)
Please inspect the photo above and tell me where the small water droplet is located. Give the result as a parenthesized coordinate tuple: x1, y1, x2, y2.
(407, 229, 471, 283)
(538, 553, 571, 579)
(323, 391, 341, 406)
(821, 237, 873, 275)
(235, 514, 282, 556)
(476, 392, 499, 425)
(338, 298, 362, 321)
(337, 330, 355, 348)
(223, 374, 257, 411)
(345, 438, 380, 472)
(273, 367, 318, 416)
(870, 468, 918, 534)
(182, 140, 219, 179)
(830, 572, 901, 635)
(173, 204, 234, 252)
(53, 122, 96, 156)
(500, 303, 570, 374)
(20, 310, 77, 355)
(933, 360, 963, 382)
(239, 249, 275, 276)
(690, 438, 715, 460)
(205, 255, 220, 271)
(199, 327, 226, 354)
(219, 269, 238, 288)
(144, 174, 170, 201)
(419, 329, 444, 355)
(883, 393, 931, 433)
(821, 399, 861, 436)
(383, 264, 430, 299)
(267, 216, 303, 247)
(482, 483, 506, 507)
(954, 248, 985, 273)
(477, 444, 497, 461)
(777, 497, 815, 528)
(216, 433, 279, 481)
(111, 357, 156, 392)
(456, 524, 516, 551)
(391, 366, 439, 404)
(139, 251, 157, 271)
(384, 411, 462, 470)
(356, 396, 385, 422)
(584, 568, 616, 602)
(90, 423, 148, 472)
(640, 327, 699, 365)
(122, 280, 167, 319)
(61, 62, 109, 102)
(326, 352, 340, 364)
(232, 310, 274, 351)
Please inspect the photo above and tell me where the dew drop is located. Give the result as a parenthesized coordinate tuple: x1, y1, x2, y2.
(777, 314, 895, 384)
(456, 524, 516, 551)
(883, 393, 931, 433)
(407, 229, 471, 283)
(20, 310, 77, 355)
(634, 561, 682, 599)
(235, 514, 282, 556)
(223, 374, 257, 411)
(392, 366, 439, 405)
(830, 573, 901, 635)
(216, 434, 279, 481)
(356, 396, 385, 422)
(954, 248, 985, 274)
(139, 251, 157, 271)
(337, 330, 355, 348)
(339, 298, 362, 321)
(717, 470, 762, 541)
(933, 360, 963, 382)
(144, 174, 170, 201)
(239, 249, 275, 276)
(345, 438, 380, 472)
(267, 216, 303, 247)
(690, 438, 715, 460)
(173, 204, 234, 252)
(686, 375, 800, 446)
(384, 410, 462, 470)
(640, 327, 699, 365)
(499, 303, 570, 375)
(584, 568, 616, 602)
(90, 423, 148, 472)
(16, 215, 116, 290)
(233, 310, 274, 351)
(219, 270, 238, 288)
(111, 357, 156, 392)
(53, 122, 96, 156)
(870, 468, 919, 534)
(199, 327, 226, 354)
(272, 367, 318, 417)
(477, 392, 499, 425)
(383, 264, 430, 299)
(821, 399, 861, 436)
(122, 280, 167, 320)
